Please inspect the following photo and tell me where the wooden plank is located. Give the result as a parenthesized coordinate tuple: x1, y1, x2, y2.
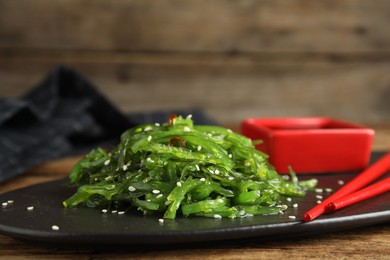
(0, 0, 389, 52)
(1, 51, 389, 125)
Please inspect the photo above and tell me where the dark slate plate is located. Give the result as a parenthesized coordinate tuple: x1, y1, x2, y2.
(1, 152, 389, 246)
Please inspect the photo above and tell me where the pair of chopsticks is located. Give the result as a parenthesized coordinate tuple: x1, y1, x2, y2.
(303, 153, 390, 222)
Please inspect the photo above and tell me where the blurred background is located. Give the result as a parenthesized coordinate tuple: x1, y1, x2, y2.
(1, 0, 389, 125)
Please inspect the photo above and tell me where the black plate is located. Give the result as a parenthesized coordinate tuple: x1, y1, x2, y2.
(1, 152, 389, 245)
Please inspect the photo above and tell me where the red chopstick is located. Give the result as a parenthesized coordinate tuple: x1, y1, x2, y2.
(327, 177, 390, 211)
(303, 153, 390, 222)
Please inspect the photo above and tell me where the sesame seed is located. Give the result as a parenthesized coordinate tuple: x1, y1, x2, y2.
(27, 206, 34, 211)
(104, 159, 110, 165)
(293, 203, 298, 208)
(186, 114, 193, 119)
(315, 188, 324, 193)
(156, 194, 163, 198)
(283, 175, 290, 180)
(228, 154, 232, 158)
(147, 136, 152, 141)
(183, 127, 191, 132)
(7, 200, 14, 204)
(51, 225, 59, 231)
(144, 126, 153, 131)
(281, 204, 288, 210)
(317, 200, 322, 204)
(217, 199, 224, 203)
(244, 162, 251, 167)
(338, 180, 344, 185)
(2, 202, 8, 207)
(176, 182, 182, 187)
(288, 216, 296, 220)
(155, 123, 160, 126)
(195, 165, 200, 171)
(159, 218, 164, 224)
(152, 189, 160, 194)
(287, 197, 292, 202)
(228, 177, 234, 181)
(111, 210, 118, 214)
(122, 165, 128, 171)
(118, 211, 125, 215)
(102, 209, 108, 213)
(214, 170, 220, 175)
(325, 188, 333, 192)
(213, 214, 222, 219)
(316, 195, 323, 199)
(128, 186, 136, 192)
(197, 145, 202, 151)
(207, 133, 212, 137)
(200, 178, 206, 182)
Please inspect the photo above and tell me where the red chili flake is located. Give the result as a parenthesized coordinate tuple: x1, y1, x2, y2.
(168, 114, 177, 125)
(169, 137, 185, 148)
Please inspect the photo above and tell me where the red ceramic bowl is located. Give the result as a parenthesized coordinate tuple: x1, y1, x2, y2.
(241, 117, 375, 174)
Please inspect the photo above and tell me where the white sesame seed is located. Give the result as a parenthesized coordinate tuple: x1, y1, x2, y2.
(214, 170, 220, 175)
(156, 194, 163, 198)
(144, 126, 153, 131)
(213, 214, 222, 219)
(217, 199, 224, 203)
(316, 195, 323, 199)
(102, 209, 108, 213)
(207, 133, 212, 137)
(317, 200, 322, 204)
(195, 165, 200, 171)
(186, 114, 193, 119)
(244, 162, 251, 167)
(128, 186, 136, 192)
(147, 135, 152, 141)
(197, 145, 202, 151)
(27, 206, 34, 211)
(228, 177, 234, 181)
(228, 154, 232, 158)
(325, 188, 333, 192)
(293, 203, 298, 208)
(155, 123, 160, 126)
(288, 216, 296, 220)
(183, 127, 191, 132)
(118, 211, 125, 215)
(315, 188, 324, 193)
(51, 225, 59, 231)
(287, 197, 292, 202)
(104, 159, 110, 165)
(283, 175, 290, 180)
(176, 182, 182, 187)
(111, 210, 118, 214)
(2, 202, 8, 207)
(338, 180, 345, 185)
(159, 218, 164, 224)
(200, 178, 206, 182)
(122, 165, 128, 171)
(7, 200, 14, 204)
(281, 204, 288, 210)
(152, 189, 160, 194)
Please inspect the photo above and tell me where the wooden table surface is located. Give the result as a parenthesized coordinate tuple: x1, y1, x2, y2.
(1, 125, 390, 259)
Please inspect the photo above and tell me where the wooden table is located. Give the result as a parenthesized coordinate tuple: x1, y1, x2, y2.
(1, 126, 390, 259)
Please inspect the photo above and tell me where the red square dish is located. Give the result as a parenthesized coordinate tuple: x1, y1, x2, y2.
(241, 117, 375, 174)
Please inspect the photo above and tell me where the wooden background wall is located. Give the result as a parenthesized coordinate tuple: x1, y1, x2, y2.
(1, 0, 390, 125)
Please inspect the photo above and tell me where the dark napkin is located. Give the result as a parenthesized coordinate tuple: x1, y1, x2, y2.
(0, 66, 215, 183)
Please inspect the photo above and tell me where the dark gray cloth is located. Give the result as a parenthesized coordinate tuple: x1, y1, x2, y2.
(0, 66, 215, 183)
